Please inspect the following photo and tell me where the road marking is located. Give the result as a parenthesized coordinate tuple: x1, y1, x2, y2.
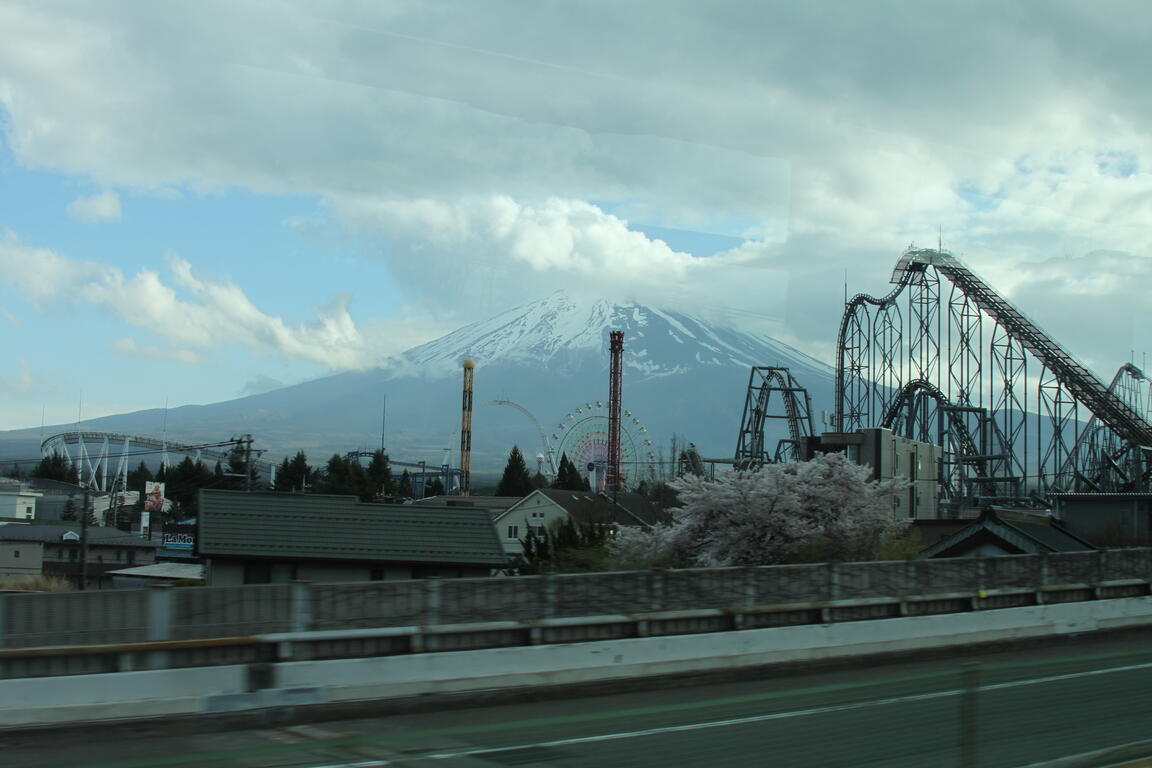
(419, 689, 961, 761)
(68, 651, 1152, 768)
(397, 660, 1152, 763)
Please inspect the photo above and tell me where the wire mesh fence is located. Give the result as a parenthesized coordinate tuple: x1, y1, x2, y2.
(2, 548, 1151, 648)
(170, 583, 294, 639)
(1, 589, 149, 648)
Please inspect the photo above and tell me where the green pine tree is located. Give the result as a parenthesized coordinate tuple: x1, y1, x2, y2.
(31, 453, 77, 483)
(497, 446, 534, 497)
(398, 469, 412, 497)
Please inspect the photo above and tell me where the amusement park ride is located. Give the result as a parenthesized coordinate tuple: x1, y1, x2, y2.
(40, 248, 1149, 510)
(835, 248, 1152, 508)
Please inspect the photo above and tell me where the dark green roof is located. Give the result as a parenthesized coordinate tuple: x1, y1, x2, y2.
(0, 523, 158, 548)
(922, 508, 1094, 558)
(198, 490, 507, 566)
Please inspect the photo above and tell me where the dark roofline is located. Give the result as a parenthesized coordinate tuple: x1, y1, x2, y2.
(922, 508, 1093, 557)
(197, 489, 507, 566)
(0, 524, 158, 548)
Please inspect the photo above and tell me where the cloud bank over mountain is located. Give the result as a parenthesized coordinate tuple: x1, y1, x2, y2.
(0, 2, 1147, 429)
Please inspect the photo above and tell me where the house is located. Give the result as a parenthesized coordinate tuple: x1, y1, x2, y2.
(198, 489, 509, 585)
(408, 495, 522, 519)
(492, 488, 669, 557)
(1049, 493, 1152, 546)
(0, 522, 159, 586)
(920, 507, 1094, 558)
(0, 482, 42, 521)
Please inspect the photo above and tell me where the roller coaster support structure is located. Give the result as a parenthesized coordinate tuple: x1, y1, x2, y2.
(734, 366, 814, 470)
(836, 248, 1152, 511)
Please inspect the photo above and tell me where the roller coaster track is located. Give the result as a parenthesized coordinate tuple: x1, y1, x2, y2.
(487, 399, 557, 477)
(919, 251, 1152, 449)
(880, 379, 1022, 500)
(734, 367, 814, 469)
(41, 431, 270, 492)
(836, 247, 1152, 507)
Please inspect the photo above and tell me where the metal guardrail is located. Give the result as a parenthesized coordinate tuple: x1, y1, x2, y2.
(3, 577, 1148, 680)
(5, 549, 1151, 652)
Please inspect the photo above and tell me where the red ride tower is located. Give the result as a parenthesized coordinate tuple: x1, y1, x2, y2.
(607, 330, 624, 493)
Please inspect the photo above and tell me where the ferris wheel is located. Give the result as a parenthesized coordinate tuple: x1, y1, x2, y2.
(550, 401, 655, 491)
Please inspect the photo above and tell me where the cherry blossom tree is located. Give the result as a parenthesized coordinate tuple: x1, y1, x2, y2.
(609, 452, 909, 567)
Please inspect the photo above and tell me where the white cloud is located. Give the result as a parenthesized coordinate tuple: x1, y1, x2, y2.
(0, 1, 1149, 369)
(0, 234, 393, 370)
(66, 190, 121, 221)
(331, 194, 791, 335)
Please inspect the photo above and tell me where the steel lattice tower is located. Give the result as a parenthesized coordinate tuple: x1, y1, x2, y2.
(607, 331, 624, 492)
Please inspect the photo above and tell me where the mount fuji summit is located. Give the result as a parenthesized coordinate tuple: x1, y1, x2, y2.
(1, 293, 835, 478)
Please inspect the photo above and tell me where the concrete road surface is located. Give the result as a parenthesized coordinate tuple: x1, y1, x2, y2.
(6, 630, 1152, 768)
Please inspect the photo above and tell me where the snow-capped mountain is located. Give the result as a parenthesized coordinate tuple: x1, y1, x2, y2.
(401, 291, 831, 382)
(0, 293, 836, 476)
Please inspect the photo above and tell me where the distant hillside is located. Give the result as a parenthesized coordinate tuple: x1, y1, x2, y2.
(0, 292, 835, 479)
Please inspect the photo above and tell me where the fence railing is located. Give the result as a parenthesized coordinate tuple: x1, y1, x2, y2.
(2, 549, 1150, 651)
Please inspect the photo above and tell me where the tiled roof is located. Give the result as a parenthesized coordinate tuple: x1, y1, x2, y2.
(198, 490, 508, 566)
(500, 489, 672, 528)
(922, 508, 1094, 557)
(0, 523, 157, 548)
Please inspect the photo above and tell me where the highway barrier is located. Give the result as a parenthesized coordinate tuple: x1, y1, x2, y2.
(3, 548, 1150, 650)
(3, 594, 1152, 729)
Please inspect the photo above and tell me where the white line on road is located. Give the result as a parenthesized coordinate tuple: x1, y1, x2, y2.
(303, 660, 1152, 766)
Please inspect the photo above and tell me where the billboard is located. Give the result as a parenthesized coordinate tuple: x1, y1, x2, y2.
(143, 481, 166, 513)
(162, 523, 195, 550)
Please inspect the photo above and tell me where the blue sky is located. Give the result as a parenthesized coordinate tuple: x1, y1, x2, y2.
(1, 1, 1150, 433)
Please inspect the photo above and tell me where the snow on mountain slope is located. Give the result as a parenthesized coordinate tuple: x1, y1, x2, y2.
(0, 292, 837, 471)
(397, 291, 832, 382)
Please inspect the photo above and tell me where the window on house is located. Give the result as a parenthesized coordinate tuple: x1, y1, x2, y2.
(24, 506, 32, 518)
(13, 550, 18, 559)
(370, 568, 385, 581)
(69, 549, 77, 562)
(507, 525, 519, 539)
(127, 550, 136, 565)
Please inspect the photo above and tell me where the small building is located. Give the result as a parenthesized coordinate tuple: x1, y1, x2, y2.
(801, 427, 940, 519)
(198, 490, 508, 585)
(920, 507, 1094, 558)
(492, 489, 670, 557)
(0, 484, 42, 521)
(1049, 493, 1152, 547)
(0, 522, 159, 587)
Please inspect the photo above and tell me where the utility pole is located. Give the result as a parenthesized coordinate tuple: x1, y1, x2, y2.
(79, 487, 90, 591)
(243, 434, 253, 492)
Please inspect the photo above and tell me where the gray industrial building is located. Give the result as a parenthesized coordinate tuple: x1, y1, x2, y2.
(801, 427, 940, 520)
